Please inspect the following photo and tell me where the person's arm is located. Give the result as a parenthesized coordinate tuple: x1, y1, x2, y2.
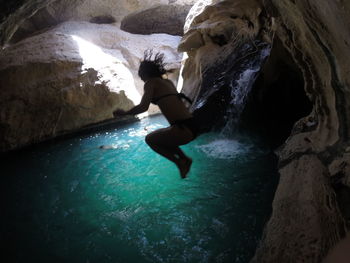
(113, 82, 154, 117)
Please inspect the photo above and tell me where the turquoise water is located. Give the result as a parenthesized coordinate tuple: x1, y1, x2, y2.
(2, 115, 278, 263)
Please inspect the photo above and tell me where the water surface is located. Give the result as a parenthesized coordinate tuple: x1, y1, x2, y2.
(1, 115, 278, 262)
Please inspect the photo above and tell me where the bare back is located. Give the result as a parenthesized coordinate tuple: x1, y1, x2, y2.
(147, 78, 192, 124)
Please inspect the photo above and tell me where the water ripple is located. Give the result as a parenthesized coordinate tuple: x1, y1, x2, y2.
(2, 115, 278, 263)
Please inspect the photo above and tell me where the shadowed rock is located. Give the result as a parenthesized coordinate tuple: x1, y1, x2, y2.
(178, 0, 350, 262)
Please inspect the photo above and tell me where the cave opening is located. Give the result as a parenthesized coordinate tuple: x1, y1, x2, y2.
(239, 37, 313, 148)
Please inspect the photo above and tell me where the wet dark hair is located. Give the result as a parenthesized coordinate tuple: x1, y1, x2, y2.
(138, 50, 167, 79)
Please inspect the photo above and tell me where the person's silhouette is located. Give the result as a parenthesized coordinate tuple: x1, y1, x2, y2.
(114, 50, 198, 178)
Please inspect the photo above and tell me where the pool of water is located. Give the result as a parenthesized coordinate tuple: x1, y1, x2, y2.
(1, 115, 278, 263)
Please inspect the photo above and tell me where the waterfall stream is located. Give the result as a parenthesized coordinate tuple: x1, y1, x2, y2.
(191, 40, 271, 136)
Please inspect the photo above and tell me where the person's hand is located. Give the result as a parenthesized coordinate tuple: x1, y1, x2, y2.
(113, 109, 127, 117)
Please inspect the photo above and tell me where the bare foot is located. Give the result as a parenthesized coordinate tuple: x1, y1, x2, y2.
(177, 157, 192, 179)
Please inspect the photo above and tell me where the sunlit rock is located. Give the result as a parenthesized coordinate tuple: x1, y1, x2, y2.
(0, 21, 181, 151)
(120, 4, 192, 36)
(1, 0, 197, 46)
(43, 0, 197, 24)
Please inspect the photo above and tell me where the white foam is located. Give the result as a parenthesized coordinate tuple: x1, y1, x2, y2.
(196, 139, 252, 159)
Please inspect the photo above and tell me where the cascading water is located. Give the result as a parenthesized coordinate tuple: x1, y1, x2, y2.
(191, 40, 271, 136)
(185, 39, 274, 189)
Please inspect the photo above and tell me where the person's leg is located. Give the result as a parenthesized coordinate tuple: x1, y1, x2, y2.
(146, 138, 193, 179)
(145, 125, 194, 178)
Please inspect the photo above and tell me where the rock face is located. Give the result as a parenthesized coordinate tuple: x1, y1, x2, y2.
(0, 0, 57, 47)
(120, 4, 192, 35)
(178, 0, 269, 100)
(40, 0, 196, 24)
(1, 0, 197, 46)
(178, 0, 350, 262)
(252, 0, 350, 261)
(0, 21, 182, 151)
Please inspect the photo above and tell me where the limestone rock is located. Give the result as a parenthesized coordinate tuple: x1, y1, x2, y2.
(329, 153, 350, 189)
(0, 21, 182, 152)
(177, 0, 266, 101)
(44, 0, 197, 24)
(120, 4, 192, 36)
(252, 155, 345, 262)
(252, 0, 350, 261)
(1, 0, 197, 46)
(178, 0, 350, 262)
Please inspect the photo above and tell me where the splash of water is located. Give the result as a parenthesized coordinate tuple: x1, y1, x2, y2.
(196, 138, 252, 159)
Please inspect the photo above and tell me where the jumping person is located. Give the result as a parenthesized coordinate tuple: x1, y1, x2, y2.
(113, 51, 199, 178)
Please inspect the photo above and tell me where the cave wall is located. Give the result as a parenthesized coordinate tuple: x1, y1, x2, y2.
(240, 36, 313, 147)
(252, 0, 350, 261)
(178, 0, 350, 262)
